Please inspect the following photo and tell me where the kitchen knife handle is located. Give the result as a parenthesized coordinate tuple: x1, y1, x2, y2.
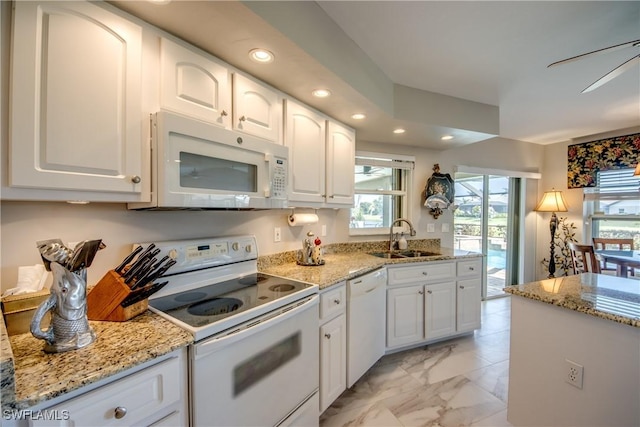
(114, 245, 143, 275)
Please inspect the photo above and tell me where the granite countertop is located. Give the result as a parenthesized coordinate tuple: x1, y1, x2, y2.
(1, 312, 193, 410)
(259, 239, 482, 289)
(1, 238, 482, 412)
(504, 273, 640, 328)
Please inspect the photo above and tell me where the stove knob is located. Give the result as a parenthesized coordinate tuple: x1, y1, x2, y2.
(245, 245, 252, 253)
(231, 242, 239, 251)
(168, 249, 178, 260)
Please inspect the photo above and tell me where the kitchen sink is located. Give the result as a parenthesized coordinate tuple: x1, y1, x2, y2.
(369, 250, 440, 259)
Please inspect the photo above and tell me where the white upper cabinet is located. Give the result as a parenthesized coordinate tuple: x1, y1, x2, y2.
(9, 1, 145, 198)
(232, 73, 282, 143)
(285, 99, 355, 207)
(326, 121, 355, 206)
(285, 99, 326, 204)
(160, 37, 231, 127)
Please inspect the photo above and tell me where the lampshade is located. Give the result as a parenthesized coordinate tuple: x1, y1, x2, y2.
(535, 189, 569, 212)
(634, 163, 640, 176)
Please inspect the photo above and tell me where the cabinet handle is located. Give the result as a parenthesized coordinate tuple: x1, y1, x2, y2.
(131, 175, 141, 184)
(469, 267, 475, 271)
(427, 290, 432, 294)
(329, 195, 335, 198)
(239, 115, 246, 122)
(459, 285, 465, 289)
(422, 272, 428, 276)
(220, 110, 228, 117)
(418, 290, 424, 295)
(325, 333, 331, 339)
(114, 407, 127, 419)
(333, 299, 341, 305)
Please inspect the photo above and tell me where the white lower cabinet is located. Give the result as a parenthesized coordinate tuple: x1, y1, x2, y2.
(387, 258, 482, 351)
(15, 349, 188, 427)
(318, 282, 347, 413)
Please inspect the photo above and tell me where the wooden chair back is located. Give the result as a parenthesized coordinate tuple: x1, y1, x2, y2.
(592, 238, 634, 251)
(568, 242, 601, 274)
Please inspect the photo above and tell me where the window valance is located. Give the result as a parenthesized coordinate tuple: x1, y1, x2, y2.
(567, 133, 640, 188)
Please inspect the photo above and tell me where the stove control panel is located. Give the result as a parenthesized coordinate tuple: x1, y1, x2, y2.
(135, 235, 258, 275)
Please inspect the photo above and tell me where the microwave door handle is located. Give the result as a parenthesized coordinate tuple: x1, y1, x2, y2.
(194, 295, 317, 359)
(264, 153, 273, 198)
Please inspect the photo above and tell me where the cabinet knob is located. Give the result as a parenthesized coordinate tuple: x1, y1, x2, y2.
(459, 285, 465, 289)
(220, 110, 228, 117)
(427, 290, 432, 294)
(422, 271, 428, 276)
(469, 267, 475, 271)
(239, 115, 247, 122)
(333, 299, 341, 305)
(131, 175, 141, 184)
(114, 407, 127, 419)
(324, 333, 331, 339)
(418, 290, 424, 295)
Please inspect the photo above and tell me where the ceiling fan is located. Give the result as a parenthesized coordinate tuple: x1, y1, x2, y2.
(548, 39, 640, 93)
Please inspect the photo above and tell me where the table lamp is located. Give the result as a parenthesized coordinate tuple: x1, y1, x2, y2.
(535, 189, 569, 278)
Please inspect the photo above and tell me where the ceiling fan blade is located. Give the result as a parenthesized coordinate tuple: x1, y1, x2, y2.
(548, 39, 640, 68)
(582, 54, 640, 93)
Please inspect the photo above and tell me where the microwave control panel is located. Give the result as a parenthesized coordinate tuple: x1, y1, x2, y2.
(270, 157, 287, 199)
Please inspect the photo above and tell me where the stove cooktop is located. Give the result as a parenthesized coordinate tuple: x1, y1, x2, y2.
(149, 272, 314, 329)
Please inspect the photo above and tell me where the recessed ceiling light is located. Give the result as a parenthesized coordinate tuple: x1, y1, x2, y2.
(249, 48, 274, 63)
(393, 128, 406, 134)
(351, 113, 366, 120)
(441, 135, 454, 141)
(312, 89, 331, 98)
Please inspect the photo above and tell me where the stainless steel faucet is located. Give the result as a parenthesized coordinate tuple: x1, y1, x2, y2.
(389, 218, 417, 250)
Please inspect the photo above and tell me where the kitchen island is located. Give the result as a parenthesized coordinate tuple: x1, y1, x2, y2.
(505, 273, 640, 427)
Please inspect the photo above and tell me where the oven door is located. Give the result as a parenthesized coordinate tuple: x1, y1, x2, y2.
(154, 111, 288, 209)
(190, 295, 319, 427)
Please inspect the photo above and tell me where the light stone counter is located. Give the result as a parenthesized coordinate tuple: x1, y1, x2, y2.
(259, 239, 482, 289)
(1, 239, 482, 413)
(1, 312, 193, 411)
(504, 272, 640, 328)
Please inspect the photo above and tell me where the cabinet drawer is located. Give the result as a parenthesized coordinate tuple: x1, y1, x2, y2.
(37, 355, 182, 426)
(387, 262, 455, 286)
(320, 283, 346, 321)
(457, 258, 482, 277)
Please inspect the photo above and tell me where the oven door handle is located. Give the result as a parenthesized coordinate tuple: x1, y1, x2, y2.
(195, 295, 318, 359)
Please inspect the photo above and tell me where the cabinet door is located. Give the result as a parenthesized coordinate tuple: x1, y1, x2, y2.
(233, 73, 282, 142)
(160, 38, 231, 127)
(457, 278, 482, 332)
(425, 281, 456, 340)
(10, 1, 144, 195)
(319, 314, 346, 413)
(33, 353, 184, 427)
(326, 121, 355, 206)
(284, 99, 326, 205)
(386, 285, 424, 349)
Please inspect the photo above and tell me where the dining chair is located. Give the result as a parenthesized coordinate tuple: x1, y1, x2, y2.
(568, 242, 601, 274)
(592, 238, 635, 276)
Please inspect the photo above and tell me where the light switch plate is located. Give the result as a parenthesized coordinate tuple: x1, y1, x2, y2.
(274, 227, 281, 242)
(427, 223, 435, 233)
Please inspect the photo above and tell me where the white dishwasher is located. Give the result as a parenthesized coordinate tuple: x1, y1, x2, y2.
(347, 267, 387, 387)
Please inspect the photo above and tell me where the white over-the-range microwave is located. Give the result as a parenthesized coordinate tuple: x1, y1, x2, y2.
(129, 111, 288, 210)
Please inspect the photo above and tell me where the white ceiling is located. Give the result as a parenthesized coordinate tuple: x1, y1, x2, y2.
(111, 1, 640, 149)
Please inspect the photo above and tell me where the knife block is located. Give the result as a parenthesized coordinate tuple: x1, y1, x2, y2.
(86, 270, 148, 322)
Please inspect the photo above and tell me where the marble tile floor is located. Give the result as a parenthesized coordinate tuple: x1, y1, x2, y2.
(320, 297, 513, 427)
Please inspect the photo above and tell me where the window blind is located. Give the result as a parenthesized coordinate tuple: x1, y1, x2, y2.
(583, 168, 640, 201)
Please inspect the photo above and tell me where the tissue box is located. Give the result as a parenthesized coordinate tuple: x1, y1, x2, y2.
(1, 290, 50, 336)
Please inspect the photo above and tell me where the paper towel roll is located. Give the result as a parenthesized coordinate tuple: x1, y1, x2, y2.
(288, 213, 319, 227)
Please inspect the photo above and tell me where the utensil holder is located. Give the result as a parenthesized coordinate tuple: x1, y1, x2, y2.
(86, 270, 148, 321)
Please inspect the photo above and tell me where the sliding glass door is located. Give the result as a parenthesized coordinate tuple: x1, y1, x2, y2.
(454, 173, 520, 298)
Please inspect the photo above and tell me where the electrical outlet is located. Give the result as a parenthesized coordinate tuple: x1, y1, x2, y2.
(274, 227, 281, 242)
(321, 224, 327, 237)
(565, 359, 584, 389)
(427, 223, 435, 233)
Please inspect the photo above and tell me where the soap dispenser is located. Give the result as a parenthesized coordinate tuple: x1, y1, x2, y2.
(398, 232, 408, 250)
